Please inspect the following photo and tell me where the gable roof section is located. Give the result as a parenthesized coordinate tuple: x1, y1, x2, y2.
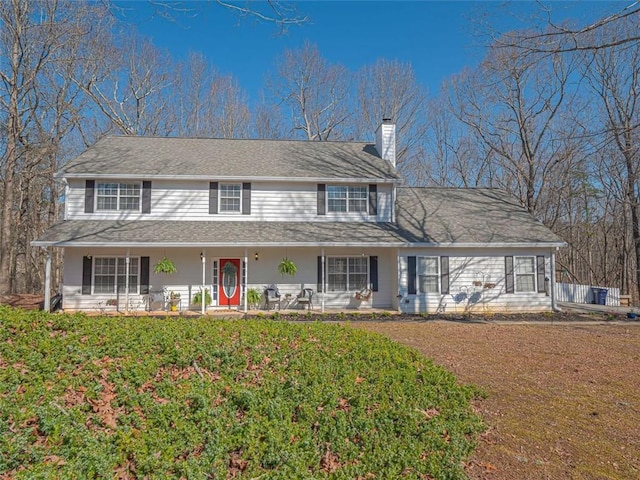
(59, 136, 400, 182)
(395, 187, 565, 246)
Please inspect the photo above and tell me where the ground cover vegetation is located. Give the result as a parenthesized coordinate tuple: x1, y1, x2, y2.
(2, 1, 640, 305)
(0, 306, 484, 479)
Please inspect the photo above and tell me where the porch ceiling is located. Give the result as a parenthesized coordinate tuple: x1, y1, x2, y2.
(32, 220, 409, 248)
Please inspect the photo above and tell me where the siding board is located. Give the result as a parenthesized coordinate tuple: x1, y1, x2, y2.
(67, 180, 391, 222)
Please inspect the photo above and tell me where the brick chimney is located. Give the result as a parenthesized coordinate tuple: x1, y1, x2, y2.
(375, 118, 396, 167)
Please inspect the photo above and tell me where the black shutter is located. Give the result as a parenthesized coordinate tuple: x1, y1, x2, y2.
(317, 184, 326, 215)
(82, 256, 92, 295)
(505, 256, 515, 294)
(317, 256, 323, 292)
(84, 180, 95, 213)
(537, 256, 546, 293)
(368, 184, 378, 216)
(440, 256, 450, 294)
(242, 183, 251, 215)
(209, 182, 218, 214)
(140, 256, 150, 294)
(369, 256, 378, 291)
(408, 256, 417, 295)
(142, 181, 152, 214)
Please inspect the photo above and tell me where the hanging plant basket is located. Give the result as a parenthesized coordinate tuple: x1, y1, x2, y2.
(278, 258, 297, 277)
(154, 257, 177, 274)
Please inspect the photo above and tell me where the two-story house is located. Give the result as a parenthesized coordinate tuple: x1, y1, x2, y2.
(34, 120, 565, 314)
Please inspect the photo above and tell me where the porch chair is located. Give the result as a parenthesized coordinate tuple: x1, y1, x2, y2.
(296, 288, 314, 310)
(264, 287, 281, 310)
(148, 288, 166, 311)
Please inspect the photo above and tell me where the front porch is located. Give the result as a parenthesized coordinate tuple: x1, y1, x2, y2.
(55, 246, 397, 314)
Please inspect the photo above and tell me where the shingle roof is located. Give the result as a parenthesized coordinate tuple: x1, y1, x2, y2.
(59, 136, 400, 181)
(395, 187, 565, 245)
(32, 220, 408, 247)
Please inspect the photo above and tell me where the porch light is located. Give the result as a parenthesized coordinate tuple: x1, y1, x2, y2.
(254, 252, 259, 261)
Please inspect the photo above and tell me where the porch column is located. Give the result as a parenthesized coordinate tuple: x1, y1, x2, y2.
(551, 248, 559, 311)
(243, 248, 248, 313)
(44, 248, 52, 313)
(125, 249, 130, 314)
(201, 249, 206, 315)
(321, 248, 325, 313)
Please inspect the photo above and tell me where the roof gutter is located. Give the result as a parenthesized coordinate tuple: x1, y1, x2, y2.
(56, 173, 402, 184)
(31, 240, 567, 249)
(31, 240, 408, 248)
(399, 241, 567, 249)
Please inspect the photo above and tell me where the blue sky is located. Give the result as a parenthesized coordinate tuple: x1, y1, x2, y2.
(116, 1, 618, 101)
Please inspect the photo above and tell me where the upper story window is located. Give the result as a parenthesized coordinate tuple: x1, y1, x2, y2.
(418, 256, 439, 293)
(327, 186, 368, 213)
(515, 257, 535, 292)
(96, 182, 141, 211)
(219, 184, 242, 213)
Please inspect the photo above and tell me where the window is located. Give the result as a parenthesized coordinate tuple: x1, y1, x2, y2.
(327, 257, 368, 292)
(515, 257, 535, 292)
(93, 257, 139, 294)
(219, 184, 241, 213)
(96, 182, 141, 211)
(418, 257, 439, 293)
(327, 186, 368, 213)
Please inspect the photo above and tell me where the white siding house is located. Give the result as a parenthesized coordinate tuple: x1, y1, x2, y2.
(34, 123, 565, 314)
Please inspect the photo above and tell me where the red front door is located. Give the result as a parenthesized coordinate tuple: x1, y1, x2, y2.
(219, 259, 241, 307)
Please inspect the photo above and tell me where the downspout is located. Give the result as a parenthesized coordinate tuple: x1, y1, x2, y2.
(44, 247, 51, 313)
(391, 185, 396, 223)
(321, 248, 325, 313)
(551, 248, 561, 312)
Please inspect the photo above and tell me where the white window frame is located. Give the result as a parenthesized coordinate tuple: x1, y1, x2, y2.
(514, 256, 536, 292)
(327, 256, 369, 292)
(96, 182, 142, 212)
(327, 185, 368, 213)
(418, 256, 440, 294)
(93, 257, 140, 295)
(219, 183, 242, 214)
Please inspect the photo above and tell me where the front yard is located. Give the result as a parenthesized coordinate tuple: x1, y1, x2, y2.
(353, 319, 640, 479)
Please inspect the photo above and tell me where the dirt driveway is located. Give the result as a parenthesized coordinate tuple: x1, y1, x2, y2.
(351, 319, 640, 480)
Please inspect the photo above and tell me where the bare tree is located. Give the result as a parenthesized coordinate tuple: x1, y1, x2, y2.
(419, 94, 496, 188)
(145, 0, 308, 33)
(488, 1, 640, 54)
(447, 43, 587, 221)
(0, 0, 60, 295)
(267, 42, 350, 141)
(582, 17, 640, 298)
(353, 59, 428, 177)
(76, 31, 175, 136)
(213, 0, 307, 32)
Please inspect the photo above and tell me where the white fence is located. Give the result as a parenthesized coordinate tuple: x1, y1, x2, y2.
(555, 282, 620, 306)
